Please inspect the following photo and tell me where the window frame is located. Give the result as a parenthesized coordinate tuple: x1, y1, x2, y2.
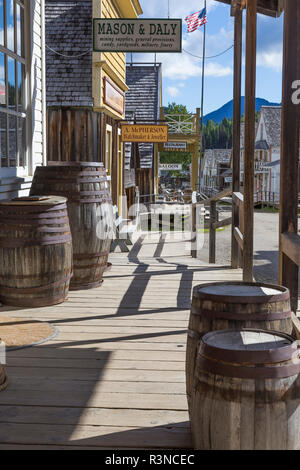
(0, 0, 30, 179)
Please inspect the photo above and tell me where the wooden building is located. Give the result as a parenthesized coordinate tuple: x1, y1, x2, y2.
(202, 149, 232, 192)
(0, 0, 46, 200)
(124, 63, 162, 205)
(45, 0, 142, 211)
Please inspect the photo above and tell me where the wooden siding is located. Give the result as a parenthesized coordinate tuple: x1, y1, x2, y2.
(136, 168, 153, 200)
(31, 0, 46, 172)
(47, 108, 121, 206)
(101, 0, 126, 83)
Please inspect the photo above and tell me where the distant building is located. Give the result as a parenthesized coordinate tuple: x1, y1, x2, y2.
(254, 106, 281, 201)
(202, 149, 232, 192)
(124, 63, 162, 204)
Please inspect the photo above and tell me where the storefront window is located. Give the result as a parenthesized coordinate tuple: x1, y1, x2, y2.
(0, 0, 26, 170)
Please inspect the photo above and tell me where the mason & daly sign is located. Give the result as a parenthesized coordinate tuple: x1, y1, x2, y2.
(93, 19, 182, 53)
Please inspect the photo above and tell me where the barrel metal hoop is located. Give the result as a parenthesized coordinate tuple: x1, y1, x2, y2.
(0, 217, 70, 226)
(74, 251, 109, 260)
(191, 308, 292, 321)
(0, 294, 68, 307)
(192, 282, 290, 304)
(0, 273, 72, 294)
(0, 203, 67, 214)
(188, 329, 202, 340)
(67, 198, 112, 204)
(74, 262, 107, 270)
(70, 279, 104, 291)
(200, 328, 297, 365)
(0, 234, 72, 248)
(1, 226, 71, 234)
(32, 177, 107, 184)
(0, 212, 68, 221)
(47, 161, 104, 168)
(197, 355, 300, 380)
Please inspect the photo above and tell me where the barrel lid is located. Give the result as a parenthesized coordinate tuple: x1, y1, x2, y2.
(0, 196, 67, 206)
(193, 281, 289, 303)
(47, 161, 104, 168)
(197, 329, 300, 379)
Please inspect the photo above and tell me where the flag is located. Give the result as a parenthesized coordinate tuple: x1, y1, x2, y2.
(185, 7, 207, 33)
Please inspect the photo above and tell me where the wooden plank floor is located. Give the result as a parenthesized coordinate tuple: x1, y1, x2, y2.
(0, 233, 242, 449)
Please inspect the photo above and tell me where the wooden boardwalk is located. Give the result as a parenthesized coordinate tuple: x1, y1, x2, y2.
(0, 234, 242, 449)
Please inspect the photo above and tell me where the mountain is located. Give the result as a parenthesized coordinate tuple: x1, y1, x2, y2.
(203, 97, 281, 124)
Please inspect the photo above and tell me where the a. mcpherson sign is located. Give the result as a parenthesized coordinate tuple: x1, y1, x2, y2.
(93, 19, 182, 53)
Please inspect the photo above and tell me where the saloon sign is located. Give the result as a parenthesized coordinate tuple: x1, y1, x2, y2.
(159, 164, 182, 171)
(93, 19, 182, 53)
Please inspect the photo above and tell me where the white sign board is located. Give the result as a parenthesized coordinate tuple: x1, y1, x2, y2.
(224, 177, 232, 183)
(93, 19, 182, 53)
(163, 142, 187, 150)
(159, 164, 182, 171)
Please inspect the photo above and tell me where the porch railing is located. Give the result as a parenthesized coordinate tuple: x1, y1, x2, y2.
(164, 114, 197, 135)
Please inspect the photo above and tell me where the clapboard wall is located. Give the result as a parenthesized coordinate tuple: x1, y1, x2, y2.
(47, 107, 120, 205)
(31, 0, 47, 172)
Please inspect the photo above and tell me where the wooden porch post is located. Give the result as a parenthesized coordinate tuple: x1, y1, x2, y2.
(243, 0, 257, 281)
(191, 108, 201, 192)
(231, 7, 243, 269)
(154, 144, 159, 199)
(279, 0, 300, 312)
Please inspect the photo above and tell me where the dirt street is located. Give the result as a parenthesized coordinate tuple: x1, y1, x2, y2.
(198, 211, 297, 285)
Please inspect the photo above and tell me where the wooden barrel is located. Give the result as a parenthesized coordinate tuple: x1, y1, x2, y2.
(30, 162, 113, 290)
(192, 328, 300, 450)
(0, 196, 72, 307)
(186, 281, 292, 416)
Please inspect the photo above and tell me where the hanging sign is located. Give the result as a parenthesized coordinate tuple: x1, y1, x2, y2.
(159, 164, 182, 170)
(93, 19, 182, 53)
(121, 124, 168, 143)
(103, 77, 124, 115)
(158, 142, 194, 152)
(163, 142, 187, 150)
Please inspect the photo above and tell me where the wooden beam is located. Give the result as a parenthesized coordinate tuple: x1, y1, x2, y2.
(191, 108, 201, 192)
(232, 191, 244, 206)
(279, 0, 300, 313)
(210, 187, 232, 202)
(291, 312, 300, 340)
(216, 0, 283, 17)
(281, 233, 300, 267)
(231, 8, 243, 269)
(213, 216, 232, 230)
(209, 201, 217, 263)
(242, 0, 257, 282)
(234, 226, 244, 249)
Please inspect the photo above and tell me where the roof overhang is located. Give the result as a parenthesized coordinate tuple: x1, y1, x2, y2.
(114, 0, 143, 18)
(215, 0, 284, 18)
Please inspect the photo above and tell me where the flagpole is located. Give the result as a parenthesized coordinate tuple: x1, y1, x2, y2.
(199, 0, 206, 190)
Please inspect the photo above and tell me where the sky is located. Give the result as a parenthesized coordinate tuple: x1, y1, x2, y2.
(130, 0, 284, 115)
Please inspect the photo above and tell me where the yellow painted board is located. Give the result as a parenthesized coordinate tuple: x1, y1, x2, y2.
(121, 124, 169, 143)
